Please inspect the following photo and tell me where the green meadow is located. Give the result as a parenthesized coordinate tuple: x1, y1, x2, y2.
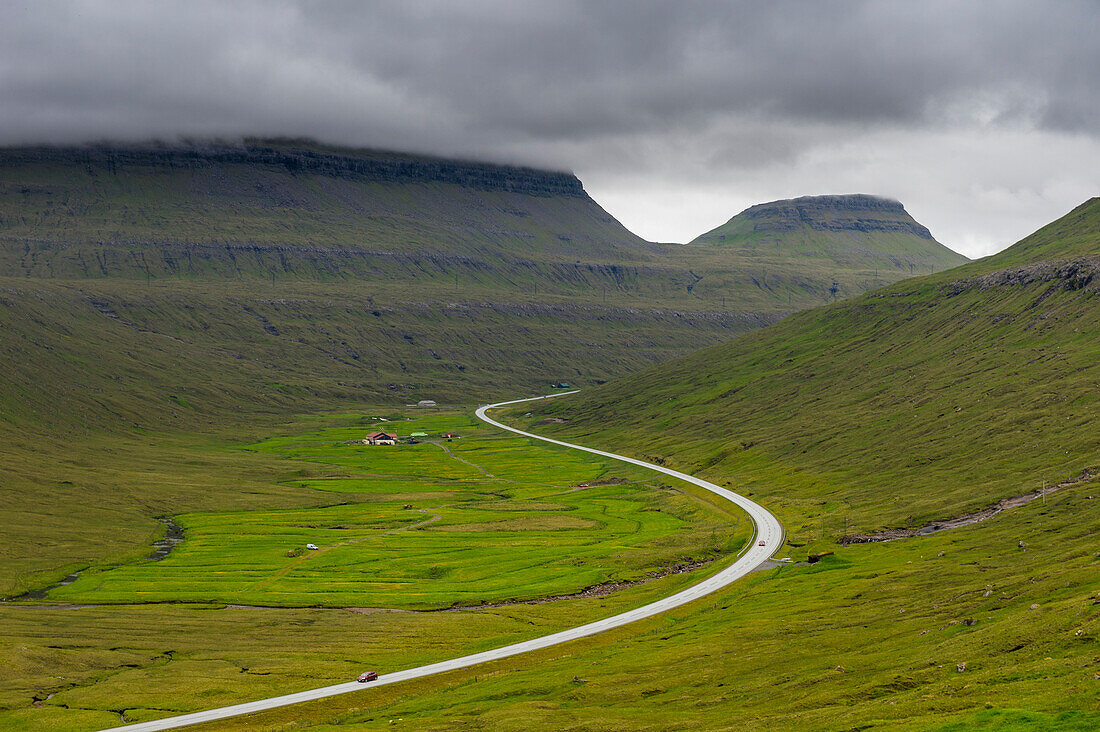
(192, 464, 1100, 731)
(0, 407, 752, 729)
(45, 411, 741, 609)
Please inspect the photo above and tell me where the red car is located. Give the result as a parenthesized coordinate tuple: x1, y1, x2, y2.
(357, 671, 378, 683)
(758, 540, 766, 546)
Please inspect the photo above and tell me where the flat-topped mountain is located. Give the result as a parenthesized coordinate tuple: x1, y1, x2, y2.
(739, 194, 932, 236)
(0, 140, 587, 197)
(0, 139, 654, 269)
(690, 193, 968, 274)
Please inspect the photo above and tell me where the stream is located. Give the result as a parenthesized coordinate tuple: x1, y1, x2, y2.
(4, 516, 183, 602)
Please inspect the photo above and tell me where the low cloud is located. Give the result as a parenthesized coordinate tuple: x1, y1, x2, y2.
(2, 1, 1098, 256)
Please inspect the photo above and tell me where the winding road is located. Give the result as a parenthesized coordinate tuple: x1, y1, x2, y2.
(103, 392, 783, 732)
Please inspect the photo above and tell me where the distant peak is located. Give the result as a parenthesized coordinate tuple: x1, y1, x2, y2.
(742, 193, 904, 216)
(734, 193, 933, 240)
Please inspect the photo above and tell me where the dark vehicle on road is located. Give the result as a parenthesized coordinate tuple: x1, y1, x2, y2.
(357, 671, 378, 682)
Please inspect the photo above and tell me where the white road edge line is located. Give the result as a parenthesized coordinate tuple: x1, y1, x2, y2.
(101, 392, 783, 732)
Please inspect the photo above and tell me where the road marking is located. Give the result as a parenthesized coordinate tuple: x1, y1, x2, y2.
(102, 392, 782, 731)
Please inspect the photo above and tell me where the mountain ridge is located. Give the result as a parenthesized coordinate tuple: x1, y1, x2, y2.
(0, 139, 586, 197)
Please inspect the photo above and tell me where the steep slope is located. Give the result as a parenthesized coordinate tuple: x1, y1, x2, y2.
(689, 193, 969, 274)
(529, 197, 1098, 535)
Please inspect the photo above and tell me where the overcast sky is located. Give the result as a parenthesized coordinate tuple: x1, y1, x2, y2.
(3, 1, 1098, 257)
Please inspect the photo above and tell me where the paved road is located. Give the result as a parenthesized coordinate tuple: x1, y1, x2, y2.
(103, 392, 783, 732)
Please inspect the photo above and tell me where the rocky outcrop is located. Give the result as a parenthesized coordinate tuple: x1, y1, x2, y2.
(0, 140, 586, 197)
(739, 194, 934, 239)
(946, 257, 1100, 295)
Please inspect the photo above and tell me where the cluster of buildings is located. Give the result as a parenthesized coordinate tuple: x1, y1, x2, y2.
(362, 430, 460, 446)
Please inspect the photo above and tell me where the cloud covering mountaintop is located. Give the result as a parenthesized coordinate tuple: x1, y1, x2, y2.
(3, 1, 1098, 256)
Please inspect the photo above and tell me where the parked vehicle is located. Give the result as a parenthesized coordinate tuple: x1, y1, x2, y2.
(306, 543, 319, 550)
(357, 671, 378, 682)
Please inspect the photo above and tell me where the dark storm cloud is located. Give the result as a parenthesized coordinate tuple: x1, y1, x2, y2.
(2, 1, 1098, 255)
(2, 1, 1097, 152)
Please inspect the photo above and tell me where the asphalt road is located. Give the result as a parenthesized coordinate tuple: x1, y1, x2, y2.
(102, 392, 783, 732)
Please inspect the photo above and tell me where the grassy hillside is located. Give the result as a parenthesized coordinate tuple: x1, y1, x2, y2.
(527, 199, 1099, 539)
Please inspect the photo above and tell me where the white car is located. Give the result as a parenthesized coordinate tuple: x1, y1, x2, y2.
(306, 543, 319, 550)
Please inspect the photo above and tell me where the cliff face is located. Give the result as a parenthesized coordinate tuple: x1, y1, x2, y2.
(0, 141, 585, 197)
(739, 194, 934, 239)
(0, 140, 653, 271)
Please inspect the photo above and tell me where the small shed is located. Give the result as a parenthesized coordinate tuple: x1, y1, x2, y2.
(441, 433, 459, 439)
(365, 431, 397, 445)
(417, 400, 437, 408)
(410, 432, 428, 438)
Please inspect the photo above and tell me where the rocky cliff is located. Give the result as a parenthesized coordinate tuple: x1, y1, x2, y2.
(0, 140, 585, 197)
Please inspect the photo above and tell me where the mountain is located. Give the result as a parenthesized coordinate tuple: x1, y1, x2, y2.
(0, 141, 961, 430)
(689, 193, 969, 274)
(0, 140, 738, 429)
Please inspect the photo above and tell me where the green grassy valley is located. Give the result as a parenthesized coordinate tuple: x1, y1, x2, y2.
(0, 408, 748, 730)
(11, 140, 1097, 732)
(417, 197, 1100, 728)
(197, 469, 1099, 730)
(0, 140, 968, 621)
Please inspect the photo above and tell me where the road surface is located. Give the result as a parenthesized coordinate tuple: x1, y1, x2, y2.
(103, 392, 783, 731)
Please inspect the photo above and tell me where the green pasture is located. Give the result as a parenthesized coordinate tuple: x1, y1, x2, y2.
(44, 410, 745, 608)
(0, 554, 728, 731)
(0, 406, 752, 730)
(201, 477, 1100, 731)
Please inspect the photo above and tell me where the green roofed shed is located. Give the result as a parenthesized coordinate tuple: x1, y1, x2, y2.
(410, 432, 428, 437)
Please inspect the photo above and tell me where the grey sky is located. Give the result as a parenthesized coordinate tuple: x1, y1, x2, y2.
(2, 1, 1098, 257)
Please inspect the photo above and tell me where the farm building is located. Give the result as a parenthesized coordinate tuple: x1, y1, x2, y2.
(365, 431, 397, 445)
(441, 433, 460, 439)
(417, 399, 437, 407)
